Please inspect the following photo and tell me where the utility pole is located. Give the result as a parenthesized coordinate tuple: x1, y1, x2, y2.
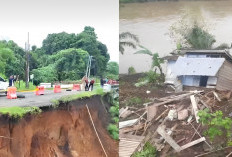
(25, 32, 30, 88)
(85, 55, 93, 78)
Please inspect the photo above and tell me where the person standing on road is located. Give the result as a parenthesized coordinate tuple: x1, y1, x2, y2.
(9, 75, 15, 87)
(89, 79, 95, 91)
(105, 77, 108, 84)
(100, 77, 104, 88)
(85, 78, 89, 91)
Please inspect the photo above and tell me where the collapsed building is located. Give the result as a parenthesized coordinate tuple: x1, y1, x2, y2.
(164, 49, 232, 91)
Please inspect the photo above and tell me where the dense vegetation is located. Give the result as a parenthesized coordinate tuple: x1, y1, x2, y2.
(0, 26, 118, 84)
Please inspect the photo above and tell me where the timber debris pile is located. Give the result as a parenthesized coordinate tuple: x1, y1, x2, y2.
(119, 89, 232, 157)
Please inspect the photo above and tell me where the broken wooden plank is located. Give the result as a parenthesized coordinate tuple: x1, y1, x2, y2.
(119, 119, 138, 129)
(188, 124, 201, 143)
(200, 100, 210, 109)
(155, 108, 169, 121)
(189, 122, 212, 150)
(119, 134, 145, 157)
(119, 107, 128, 115)
(147, 105, 157, 121)
(133, 117, 168, 153)
(213, 91, 221, 102)
(181, 137, 205, 150)
(119, 123, 145, 134)
(190, 95, 200, 123)
(151, 92, 194, 107)
(157, 125, 182, 152)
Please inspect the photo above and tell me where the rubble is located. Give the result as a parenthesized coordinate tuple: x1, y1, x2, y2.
(119, 89, 232, 156)
(167, 109, 177, 121)
(178, 109, 188, 120)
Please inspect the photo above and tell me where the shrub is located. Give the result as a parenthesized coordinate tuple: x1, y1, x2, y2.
(128, 66, 136, 75)
(198, 109, 232, 141)
(32, 64, 57, 83)
(132, 142, 157, 157)
(107, 124, 119, 140)
(145, 70, 161, 84)
(109, 105, 119, 117)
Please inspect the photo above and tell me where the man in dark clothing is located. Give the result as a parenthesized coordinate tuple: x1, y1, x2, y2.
(89, 79, 95, 91)
(100, 78, 104, 88)
(85, 79, 89, 91)
(9, 75, 15, 87)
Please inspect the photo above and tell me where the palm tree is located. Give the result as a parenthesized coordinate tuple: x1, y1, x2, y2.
(119, 32, 139, 54)
(135, 45, 164, 80)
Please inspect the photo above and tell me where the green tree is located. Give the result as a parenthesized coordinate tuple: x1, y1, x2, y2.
(42, 32, 77, 55)
(32, 64, 57, 83)
(170, 11, 216, 49)
(40, 26, 110, 76)
(119, 32, 139, 54)
(106, 61, 119, 79)
(185, 24, 216, 49)
(106, 62, 119, 75)
(135, 45, 164, 80)
(49, 48, 89, 81)
(0, 40, 25, 79)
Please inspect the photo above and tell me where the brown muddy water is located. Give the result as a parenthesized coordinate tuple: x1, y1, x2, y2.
(120, 1, 232, 73)
(0, 96, 118, 157)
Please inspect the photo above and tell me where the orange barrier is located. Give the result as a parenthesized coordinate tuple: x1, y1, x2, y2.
(54, 85, 61, 93)
(7, 87, 17, 99)
(73, 84, 80, 91)
(35, 86, 44, 95)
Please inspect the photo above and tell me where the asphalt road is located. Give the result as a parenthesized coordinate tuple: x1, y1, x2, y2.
(0, 89, 84, 108)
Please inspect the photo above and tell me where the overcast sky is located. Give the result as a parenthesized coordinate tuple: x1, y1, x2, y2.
(0, 0, 119, 62)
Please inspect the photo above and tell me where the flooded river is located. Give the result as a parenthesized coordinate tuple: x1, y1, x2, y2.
(120, 1, 232, 73)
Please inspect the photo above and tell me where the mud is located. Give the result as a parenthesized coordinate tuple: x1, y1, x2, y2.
(0, 96, 118, 157)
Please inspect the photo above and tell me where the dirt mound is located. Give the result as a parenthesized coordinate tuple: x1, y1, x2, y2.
(0, 96, 118, 157)
(119, 73, 167, 107)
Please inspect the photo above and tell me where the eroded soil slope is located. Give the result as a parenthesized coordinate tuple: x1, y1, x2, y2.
(0, 96, 118, 157)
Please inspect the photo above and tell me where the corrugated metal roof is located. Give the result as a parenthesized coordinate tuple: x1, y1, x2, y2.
(174, 57, 225, 76)
(184, 49, 226, 54)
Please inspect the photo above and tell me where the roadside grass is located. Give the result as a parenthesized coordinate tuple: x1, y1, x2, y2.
(52, 87, 104, 106)
(15, 81, 36, 92)
(0, 106, 41, 119)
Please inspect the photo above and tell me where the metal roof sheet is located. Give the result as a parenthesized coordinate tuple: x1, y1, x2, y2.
(174, 57, 225, 76)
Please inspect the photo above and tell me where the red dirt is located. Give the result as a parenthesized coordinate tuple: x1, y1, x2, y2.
(0, 96, 118, 157)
